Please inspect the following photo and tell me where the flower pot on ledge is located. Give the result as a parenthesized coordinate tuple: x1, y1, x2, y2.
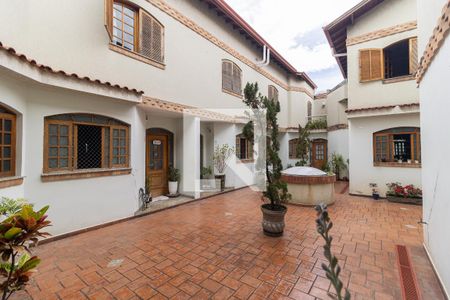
(214, 174, 225, 191)
(386, 195, 422, 205)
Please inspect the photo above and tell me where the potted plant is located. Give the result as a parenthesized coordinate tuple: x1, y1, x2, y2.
(386, 182, 422, 204)
(168, 167, 180, 195)
(369, 183, 380, 200)
(200, 166, 212, 179)
(213, 144, 234, 191)
(242, 82, 290, 237)
(330, 153, 347, 180)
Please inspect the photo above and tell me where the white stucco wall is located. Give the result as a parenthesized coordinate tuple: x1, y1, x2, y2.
(348, 113, 421, 196)
(0, 0, 313, 128)
(346, 0, 418, 110)
(328, 129, 349, 179)
(418, 0, 450, 295)
(0, 69, 145, 235)
(326, 82, 348, 127)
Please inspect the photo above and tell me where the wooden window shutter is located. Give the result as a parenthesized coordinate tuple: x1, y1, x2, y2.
(360, 49, 383, 82)
(247, 141, 253, 160)
(409, 37, 418, 75)
(139, 10, 164, 63)
(232, 65, 241, 94)
(222, 61, 233, 91)
(104, 0, 113, 41)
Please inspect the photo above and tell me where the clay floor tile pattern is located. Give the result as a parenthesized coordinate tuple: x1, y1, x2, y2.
(12, 186, 446, 300)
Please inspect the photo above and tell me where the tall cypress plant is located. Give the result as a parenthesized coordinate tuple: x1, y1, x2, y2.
(243, 82, 290, 210)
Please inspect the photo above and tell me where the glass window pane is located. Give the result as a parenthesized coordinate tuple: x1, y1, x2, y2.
(124, 24, 134, 34)
(4, 120, 11, 132)
(49, 159, 57, 169)
(123, 6, 134, 18)
(60, 136, 68, 146)
(120, 157, 126, 164)
(113, 8, 122, 19)
(124, 15, 134, 26)
(113, 129, 119, 137)
(113, 28, 122, 38)
(120, 129, 126, 137)
(49, 136, 58, 146)
(60, 125, 68, 136)
(112, 157, 118, 164)
(113, 37, 123, 46)
(124, 33, 134, 44)
(120, 139, 126, 147)
(49, 147, 58, 157)
(113, 138, 119, 147)
(3, 147, 10, 158)
(124, 42, 134, 51)
(113, 148, 119, 156)
(3, 160, 10, 172)
(4, 134, 11, 145)
(59, 147, 68, 157)
(120, 148, 126, 155)
(113, 18, 122, 28)
(0, 120, 2, 131)
(59, 159, 68, 168)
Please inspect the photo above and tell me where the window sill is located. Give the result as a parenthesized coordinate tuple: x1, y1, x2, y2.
(0, 176, 24, 189)
(222, 89, 243, 99)
(109, 44, 165, 70)
(382, 75, 415, 84)
(374, 162, 421, 168)
(41, 168, 132, 182)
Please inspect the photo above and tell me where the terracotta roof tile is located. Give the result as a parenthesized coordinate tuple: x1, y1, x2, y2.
(0, 41, 144, 96)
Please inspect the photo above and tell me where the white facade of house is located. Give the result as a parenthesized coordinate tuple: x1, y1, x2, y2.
(325, 0, 421, 196)
(417, 0, 450, 296)
(0, 0, 315, 235)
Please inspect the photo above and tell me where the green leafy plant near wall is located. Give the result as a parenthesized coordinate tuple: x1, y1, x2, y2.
(306, 118, 327, 130)
(0, 205, 51, 300)
(330, 153, 347, 180)
(296, 125, 310, 166)
(0, 198, 30, 217)
(168, 166, 180, 182)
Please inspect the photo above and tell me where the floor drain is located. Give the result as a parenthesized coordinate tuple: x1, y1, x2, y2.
(107, 259, 124, 268)
(396, 245, 421, 300)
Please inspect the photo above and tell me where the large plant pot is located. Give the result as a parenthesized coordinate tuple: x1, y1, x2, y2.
(387, 195, 422, 205)
(168, 181, 178, 195)
(261, 204, 287, 237)
(215, 174, 225, 191)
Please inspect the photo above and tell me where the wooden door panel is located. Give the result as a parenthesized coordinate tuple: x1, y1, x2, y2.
(312, 140, 327, 169)
(146, 135, 168, 196)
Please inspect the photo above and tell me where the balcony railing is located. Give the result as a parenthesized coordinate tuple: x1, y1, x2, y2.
(306, 115, 327, 130)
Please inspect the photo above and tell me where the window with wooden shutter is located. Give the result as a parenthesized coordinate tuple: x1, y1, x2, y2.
(359, 49, 384, 82)
(0, 107, 16, 178)
(222, 60, 242, 96)
(139, 10, 164, 63)
(409, 37, 418, 75)
(44, 114, 130, 173)
(268, 85, 279, 102)
(235, 134, 253, 160)
(373, 127, 421, 165)
(289, 139, 298, 159)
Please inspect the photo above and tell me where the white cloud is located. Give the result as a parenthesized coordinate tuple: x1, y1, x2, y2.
(225, 0, 361, 90)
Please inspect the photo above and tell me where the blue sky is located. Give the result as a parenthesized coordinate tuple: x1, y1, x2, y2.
(225, 0, 361, 91)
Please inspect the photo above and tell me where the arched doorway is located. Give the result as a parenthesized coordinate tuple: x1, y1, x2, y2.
(311, 139, 327, 169)
(146, 128, 174, 196)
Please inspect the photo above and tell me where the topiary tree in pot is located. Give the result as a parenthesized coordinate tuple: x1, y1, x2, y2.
(242, 82, 290, 237)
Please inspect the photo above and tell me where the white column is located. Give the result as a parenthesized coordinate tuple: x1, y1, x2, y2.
(182, 115, 201, 198)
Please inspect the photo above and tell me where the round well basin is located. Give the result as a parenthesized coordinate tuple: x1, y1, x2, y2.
(281, 167, 336, 206)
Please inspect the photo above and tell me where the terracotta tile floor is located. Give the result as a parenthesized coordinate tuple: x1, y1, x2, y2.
(15, 187, 445, 300)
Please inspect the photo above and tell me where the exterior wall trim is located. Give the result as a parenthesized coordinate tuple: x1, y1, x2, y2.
(0, 176, 24, 189)
(346, 21, 417, 46)
(346, 102, 420, 114)
(327, 124, 349, 132)
(144, 0, 314, 98)
(416, 0, 450, 83)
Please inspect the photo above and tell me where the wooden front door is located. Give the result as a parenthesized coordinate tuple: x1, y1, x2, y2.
(312, 139, 327, 169)
(146, 134, 169, 196)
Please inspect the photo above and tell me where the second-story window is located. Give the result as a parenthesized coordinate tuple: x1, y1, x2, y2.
(222, 60, 242, 96)
(113, 2, 137, 51)
(268, 85, 279, 103)
(359, 37, 417, 82)
(105, 0, 164, 64)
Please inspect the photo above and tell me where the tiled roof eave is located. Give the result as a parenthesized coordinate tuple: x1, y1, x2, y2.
(0, 41, 144, 96)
